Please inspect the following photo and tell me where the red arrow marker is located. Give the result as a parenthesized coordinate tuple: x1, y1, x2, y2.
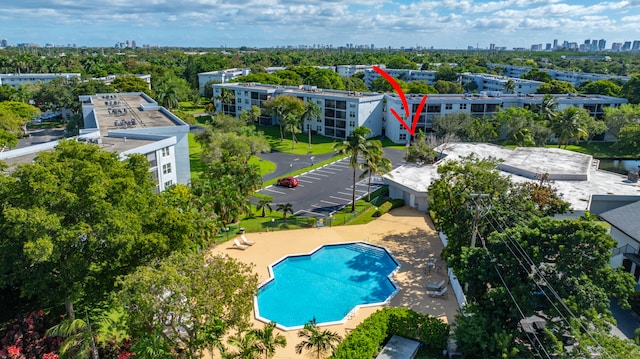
(373, 66, 428, 137)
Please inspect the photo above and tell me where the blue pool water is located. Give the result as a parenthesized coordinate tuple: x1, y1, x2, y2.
(255, 242, 400, 329)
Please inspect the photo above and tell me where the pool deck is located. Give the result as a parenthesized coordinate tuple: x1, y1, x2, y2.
(207, 206, 460, 358)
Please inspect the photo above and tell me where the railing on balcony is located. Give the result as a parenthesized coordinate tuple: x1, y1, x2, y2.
(612, 244, 638, 256)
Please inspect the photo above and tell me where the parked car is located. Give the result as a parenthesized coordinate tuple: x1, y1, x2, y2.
(277, 176, 299, 188)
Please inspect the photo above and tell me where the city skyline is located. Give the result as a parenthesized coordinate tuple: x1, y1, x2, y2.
(1, 0, 639, 50)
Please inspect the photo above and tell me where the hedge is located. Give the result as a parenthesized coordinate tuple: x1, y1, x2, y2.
(331, 307, 449, 359)
(372, 198, 405, 217)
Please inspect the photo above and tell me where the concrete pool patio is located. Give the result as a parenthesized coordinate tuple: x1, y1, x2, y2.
(207, 206, 460, 358)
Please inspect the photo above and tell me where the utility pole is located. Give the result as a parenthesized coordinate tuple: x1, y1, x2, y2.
(465, 193, 490, 293)
(469, 193, 490, 249)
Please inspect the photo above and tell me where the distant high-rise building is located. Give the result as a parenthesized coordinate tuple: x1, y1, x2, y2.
(0, 38, 7, 47)
(489, 43, 495, 51)
(623, 41, 632, 51)
(632, 41, 640, 51)
(598, 39, 606, 51)
(546, 43, 552, 51)
(612, 43, 622, 51)
(131, 40, 136, 48)
(553, 39, 558, 49)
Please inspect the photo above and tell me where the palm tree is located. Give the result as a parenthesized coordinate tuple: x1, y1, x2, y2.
(334, 126, 377, 212)
(46, 315, 99, 359)
(226, 332, 261, 359)
(276, 203, 294, 223)
(257, 198, 273, 218)
(157, 82, 181, 110)
(295, 319, 341, 359)
(284, 113, 301, 150)
(250, 322, 287, 359)
(216, 88, 235, 115)
(533, 94, 558, 125)
(504, 79, 516, 94)
(302, 101, 321, 147)
(551, 107, 589, 148)
(360, 145, 392, 201)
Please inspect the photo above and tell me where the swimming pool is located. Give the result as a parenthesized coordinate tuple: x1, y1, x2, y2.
(255, 242, 400, 330)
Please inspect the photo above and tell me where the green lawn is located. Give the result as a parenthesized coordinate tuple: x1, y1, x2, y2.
(257, 125, 341, 155)
(179, 101, 207, 115)
(188, 132, 276, 179)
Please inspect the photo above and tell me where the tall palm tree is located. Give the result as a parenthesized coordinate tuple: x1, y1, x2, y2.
(504, 79, 516, 94)
(216, 88, 235, 115)
(551, 107, 588, 148)
(226, 332, 260, 359)
(276, 203, 294, 223)
(302, 101, 321, 147)
(533, 94, 558, 125)
(257, 198, 273, 218)
(250, 322, 287, 359)
(157, 82, 181, 110)
(284, 113, 301, 149)
(294, 319, 341, 359)
(334, 126, 377, 212)
(360, 145, 392, 201)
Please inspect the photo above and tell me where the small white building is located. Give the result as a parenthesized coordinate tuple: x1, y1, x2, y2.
(0, 73, 81, 87)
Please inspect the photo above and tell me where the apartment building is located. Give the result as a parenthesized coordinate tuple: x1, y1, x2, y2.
(383, 93, 626, 143)
(489, 64, 630, 86)
(213, 83, 384, 139)
(0, 73, 81, 87)
(363, 68, 438, 87)
(1, 92, 191, 192)
(211, 82, 625, 145)
(460, 73, 543, 94)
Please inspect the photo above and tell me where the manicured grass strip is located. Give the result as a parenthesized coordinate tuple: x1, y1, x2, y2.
(257, 125, 341, 156)
(248, 156, 276, 176)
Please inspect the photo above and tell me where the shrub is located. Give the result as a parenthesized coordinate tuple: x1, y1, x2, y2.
(390, 199, 405, 209)
(307, 217, 317, 227)
(331, 308, 449, 359)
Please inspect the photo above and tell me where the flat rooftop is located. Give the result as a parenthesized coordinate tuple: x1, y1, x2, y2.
(92, 93, 178, 137)
(386, 143, 640, 211)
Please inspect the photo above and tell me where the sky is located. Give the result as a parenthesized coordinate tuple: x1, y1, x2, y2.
(1, 0, 639, 50)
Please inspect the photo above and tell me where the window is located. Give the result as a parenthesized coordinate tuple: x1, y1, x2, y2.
(445, 104, 453, 110)
(316, 125, 322, 132)
(459, 104, 467, 110)
(164, 180, 173, 188)
(399, 133, 407, 141)
(162, 163, 172, 174)
(349, 111, 356, 118)
(349, 121, 356, 127)
(161, 147, 170, 157)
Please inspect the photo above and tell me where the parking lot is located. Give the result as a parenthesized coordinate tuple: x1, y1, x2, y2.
(256, 155, 393, 218)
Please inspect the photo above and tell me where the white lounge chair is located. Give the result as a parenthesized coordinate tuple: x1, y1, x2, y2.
(233, 238, 249, 250)
(241, 234, 255, 246)
(426, 279, 446, 291)
(427, 286, 448, 298)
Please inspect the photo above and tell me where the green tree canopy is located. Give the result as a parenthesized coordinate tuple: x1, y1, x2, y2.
(0, 141, 202, 319)
(578, 79, 622, 97)
(536, 80, 577, 94)
(118, 251, 258, 358)
(603, 103, 640, 138)
(621, 74, 640, 104)
(386, 56, 418, 70)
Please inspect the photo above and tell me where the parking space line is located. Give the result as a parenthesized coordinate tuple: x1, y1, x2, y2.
(297, 179, 313, 183)
(330, 195, 351, 202)
(261, 188, 287, 195)
(299, 175, 322, 180)
(320, 200, 339, 205)
(314, 170, 338, 175)
(310, 172, 329, 177)
(337, 191, 352, 196)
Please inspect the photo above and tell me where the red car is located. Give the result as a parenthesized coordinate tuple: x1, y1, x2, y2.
(277, 176, 299, 188)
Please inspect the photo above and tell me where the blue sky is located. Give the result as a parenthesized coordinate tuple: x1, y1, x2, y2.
(1, 0, 639, 49)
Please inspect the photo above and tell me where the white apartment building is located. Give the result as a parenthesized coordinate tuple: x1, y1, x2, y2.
(1, 92, 191, 192)
(460, 73, 543, 94)
(363, 68, 438, 87)
(0, 73, 81, 87)
(213, 83, 384, 140)
(336, 65, 377, 78)
(489, 64, 630, 86)
(212, 82, 626, 145)
(198, 68, 251, 94)
(383, 93, 626, 144)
